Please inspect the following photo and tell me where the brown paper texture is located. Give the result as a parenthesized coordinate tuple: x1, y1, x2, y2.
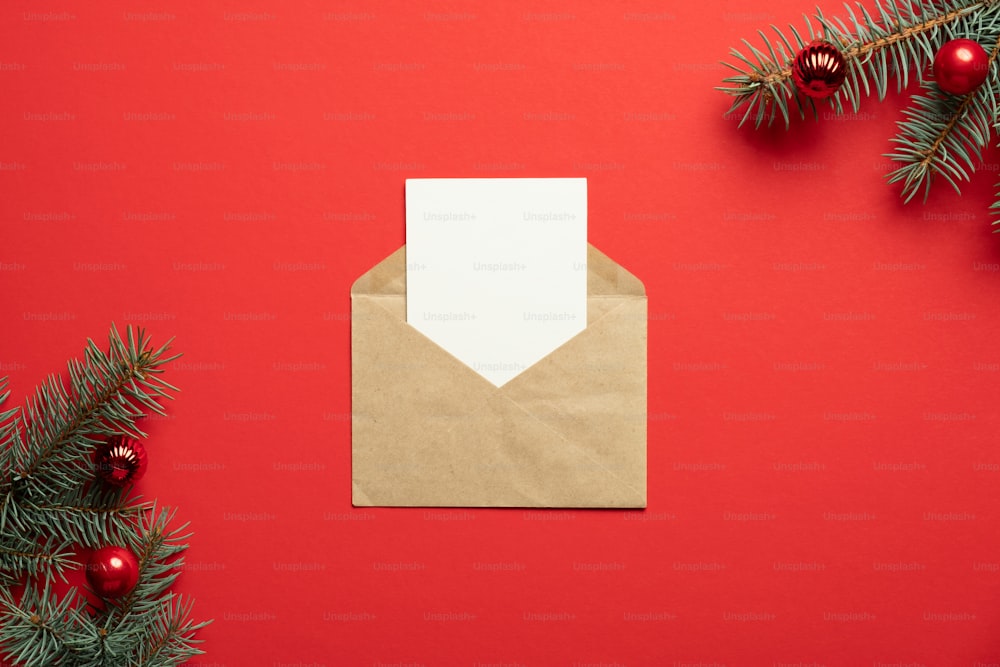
(351, 244, 647, 508)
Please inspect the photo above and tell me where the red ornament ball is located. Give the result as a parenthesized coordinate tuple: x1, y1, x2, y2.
(793, 40, 848, 99)
(933, 38, 990, 95)
(93, 436, 147, 487)
(86, 545, 140, 599)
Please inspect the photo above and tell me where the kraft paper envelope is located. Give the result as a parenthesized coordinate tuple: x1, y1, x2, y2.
(351, 243, 647, 508)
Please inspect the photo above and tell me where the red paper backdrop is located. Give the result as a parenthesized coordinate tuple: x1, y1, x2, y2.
(3, 1, 1000, 665)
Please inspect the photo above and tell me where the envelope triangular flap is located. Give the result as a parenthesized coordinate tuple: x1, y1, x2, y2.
(351, 244, 644, 325)
(352, 244, 643, 298)
(350, 246, 406, 298)
(587, 244, 645, 298)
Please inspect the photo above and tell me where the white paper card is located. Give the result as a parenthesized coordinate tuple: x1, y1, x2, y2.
(406, 178, 587, 387)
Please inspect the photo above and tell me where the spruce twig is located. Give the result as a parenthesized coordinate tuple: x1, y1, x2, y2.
(0, 326, 209, 666)
(720, 0, 1000, 225)
(94, 506, 209, 665)
(11, 326, 178, 499)
(0, 578, 91, 666)
(885, 9, 1000, 201)
(719, 0, 994, 128)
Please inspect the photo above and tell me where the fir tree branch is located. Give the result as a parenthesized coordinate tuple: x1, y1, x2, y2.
(991, 171, 1000, 226)
(0, 506, 209, 666)
(0, 378, 22, 507)
(102, 506, 187, 626)
(0, 377, 17, 453)
(87, 505, 208, 664)
(0, 326, 209, 667)
(0, 579, 92, 666)
(719, 0, 995, 128)
(134, 597, 210, 667)
(886, 23, 1000, 200)
(0, 536, 77, 580)
(20, 486, 150, 550)
(8, 325, 179, 500)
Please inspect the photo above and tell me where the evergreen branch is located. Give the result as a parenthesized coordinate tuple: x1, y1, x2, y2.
(0, 377, 18, 452)
(989, 56, 1000, 226)
(0, 578, 92, 666)
(132, 596, 210, 667)
(719, 0, 994, 128)
(90, 504, 209, 663)
(0, 326, 208, 666)
(0, 535, 77, 580)
(19, 485, 149, 550)
(991, 170, 1000, 225)
(8, 325, 178, 500)
(1, 506, 209, 666)
(0, 378, 22, 510)
(885, 18, 1000, 200)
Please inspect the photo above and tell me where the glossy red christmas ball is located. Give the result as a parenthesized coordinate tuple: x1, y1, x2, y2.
(933, 38, 990, 95)
(93, 436, 147, 487)
(792, 40, 847, 99)
(86, 546, 140, 599)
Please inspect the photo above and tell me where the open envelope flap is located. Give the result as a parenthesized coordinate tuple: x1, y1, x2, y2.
(350, 244, 642, 297)
(351, 244, 647, 508)
(350, 246, 406, 298)
(351, 244, 645, 323)
(585, 244, 645, 298)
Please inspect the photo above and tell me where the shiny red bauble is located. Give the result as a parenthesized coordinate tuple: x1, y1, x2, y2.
(792, 40, 848, 99)
(86, 545, 140, 599)
(93, 436, 148, 487)
(933, 38, 990, 95)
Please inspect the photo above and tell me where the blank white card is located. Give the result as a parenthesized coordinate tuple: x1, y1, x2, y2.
(405, 178, 587, 387)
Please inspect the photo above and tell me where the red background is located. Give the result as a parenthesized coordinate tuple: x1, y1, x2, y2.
(3, 1, 1000, 665)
